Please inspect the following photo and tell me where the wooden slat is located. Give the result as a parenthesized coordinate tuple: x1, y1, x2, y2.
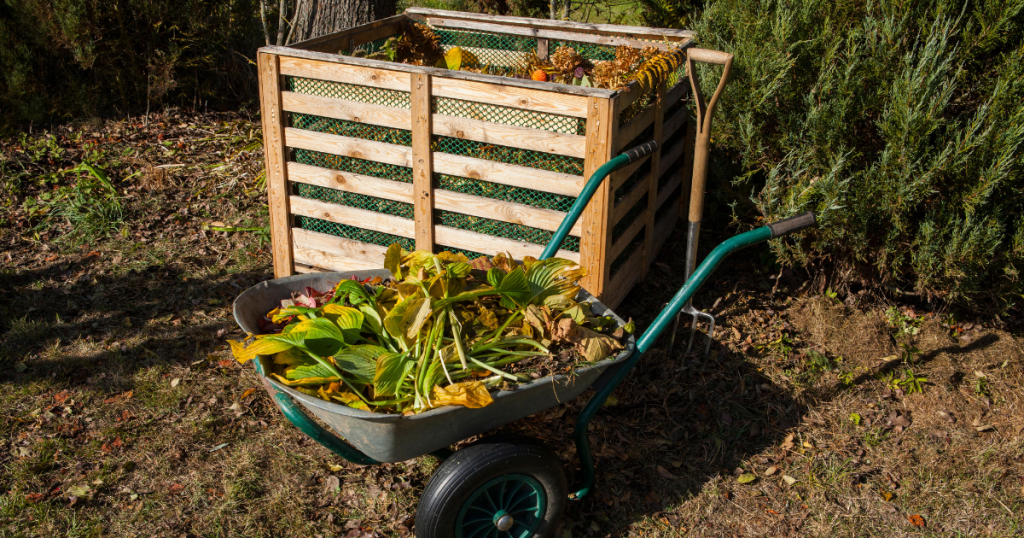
(652, 204, 679, 257)
(433, 153, 584, 197)
(427, 17, 676, 52)
(536, 38, 549, 61)
(434, 189, 581, 235)
(288, 162, 414, 202)
(263, 46, 617, 98)
(614, 82, 647, 114)
(603, 251, 643, 310)
(281, 91, 411, 130)
(292, 228, 389, 271)
(612, 181, 649, 223)
(610, 155, 650, 191)
(279, 55, 412, 92)
(288, 161, 579, 237)
(289, 195, 416, 238)
(615, 104, 657, 152)
(282, 90, 585, 158)
(411, 72, 435, 251)
(259, 52, 295, 278)
(662, 106, 688, 142)
(431, 76, 587, 117)
(405, 8, 695, 41)
(608, 215, 645, 261)
(294, 263, 331, 274)
(579, 95, 615, 298)
(284, 128, 414, 168)
(290, 14, 408, 52)
(656, 176, 683, 211)
(642, 82, 666, 278)
(433, 113, 586, 158)
(658, 139, 685, 178)
(665, 78, 690, 109)
(434, 226, 580, 263)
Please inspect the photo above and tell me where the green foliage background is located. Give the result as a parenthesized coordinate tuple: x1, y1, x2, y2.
(650, 0, 1023, 309)
(0, 0, 262, 126)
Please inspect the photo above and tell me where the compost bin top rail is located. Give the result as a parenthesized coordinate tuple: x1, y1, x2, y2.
(260, 46, 618, 98)
(403, 7, 696, 41)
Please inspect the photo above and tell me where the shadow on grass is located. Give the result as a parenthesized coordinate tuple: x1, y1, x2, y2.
(0, 253, 271, 392)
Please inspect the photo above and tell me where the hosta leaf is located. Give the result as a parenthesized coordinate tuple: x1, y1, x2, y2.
(446, 262, 472, 279)
(374, 352, 414, 396)
(526, 258, 583, 304)
(229, 334, 303, 364)
(574, 325, 624, 362)
(432, 381, 493, 408)
(384, 296, 432, 347)
(290, 317, 347, 357)
(486, 267, 506, 288)
(494, 266, 530, 310)
(333, 280, 371, 305)
(444, 47, 462, 70)
(272, 348, 307, 367)
(437, 251, 469, 264)
(283, 360, 338, 381)
(270, 372, 341, 386)
(323, 304, 364, 330)
(334, 345, 386, 383)
(384, 243, 404, 279)
(359, 302, 384, 333)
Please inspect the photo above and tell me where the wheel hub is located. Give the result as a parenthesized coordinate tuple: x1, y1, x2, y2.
(494, 512, 514, 531)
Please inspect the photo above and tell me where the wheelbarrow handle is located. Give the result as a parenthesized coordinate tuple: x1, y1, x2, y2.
(539, 140, 659, 260)
(570, 211, 817, 499)
(253, 358, 380, 465)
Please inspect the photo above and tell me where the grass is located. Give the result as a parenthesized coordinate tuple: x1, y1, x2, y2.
(1, 113, 1022, 537)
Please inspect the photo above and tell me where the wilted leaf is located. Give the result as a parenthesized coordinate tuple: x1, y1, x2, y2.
(764, 466, 778, 476)
(782, 475, 798, 485)
(574, 325, 624, 362)
(170, 378, 180, 388)
(432, 381, 493, 408)
(444, 47, 462, 70)
(67, 484, 92, 497)
(737, 473, 757, 484)
(384, 243, 403, 279)
(908, 514, 925, 527)
(322, 304, 364, 330)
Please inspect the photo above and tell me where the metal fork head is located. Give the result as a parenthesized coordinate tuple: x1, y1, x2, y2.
(668, 305, 716, 358)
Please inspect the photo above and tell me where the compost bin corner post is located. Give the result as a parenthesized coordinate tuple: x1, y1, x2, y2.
(410, 72, 436, 252)
(259, 50, 296, 278)
(579, 95, 616, 303)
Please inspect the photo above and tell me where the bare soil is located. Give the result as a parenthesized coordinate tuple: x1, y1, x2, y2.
(1, 115, 1021, 537)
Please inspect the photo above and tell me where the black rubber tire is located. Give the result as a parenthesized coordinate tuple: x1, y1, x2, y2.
(415, 436, 567, 538)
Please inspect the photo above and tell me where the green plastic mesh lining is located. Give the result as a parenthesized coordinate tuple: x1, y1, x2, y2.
(434, 28, 618, 64)
(287, 76, 411, 108)
(295, 149, 414, 183)
(298, 215, 415, 251)
(295, 183, 413, 219)
(615, 157, 652, 203)
(437, 210, 580, 252)
(433, 96, 585, 135)
(352, 36, 393, 55)
(292, 113, 413, 145)
(436, 174, 574, 212)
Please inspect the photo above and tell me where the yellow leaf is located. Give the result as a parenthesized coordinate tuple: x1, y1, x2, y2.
(229, 337, 295, 364)
(445, 47, 462, 70)
(432, 381, 494, 408)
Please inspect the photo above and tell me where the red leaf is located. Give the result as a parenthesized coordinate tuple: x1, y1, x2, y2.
(53, 390, 71, 404)
(168, 483, 185, 494)
(26, 492, 46, 503)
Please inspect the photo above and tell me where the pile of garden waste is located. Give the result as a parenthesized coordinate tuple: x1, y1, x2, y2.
(350, 23, 684, 90)
(230, 245, 631, 415)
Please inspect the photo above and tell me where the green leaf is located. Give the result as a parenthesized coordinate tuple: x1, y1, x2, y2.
(494, 266, 530, 310)
(486, 267, 506, 288)
(526, 258, 584, 304)
(333, 280, 371, 305)
(284, 360, 338, 381)
(291, 317, 347, 357)
(334, 345, 386, 383)
(447, 262, 472, 279)
(737, 473, 757, 484)
(374, 352, 414, 396)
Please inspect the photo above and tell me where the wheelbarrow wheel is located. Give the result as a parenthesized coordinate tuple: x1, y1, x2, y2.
(415, 435, 566, 538)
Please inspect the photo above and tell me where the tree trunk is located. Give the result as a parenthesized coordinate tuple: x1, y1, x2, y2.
(290, 0, 396, 43)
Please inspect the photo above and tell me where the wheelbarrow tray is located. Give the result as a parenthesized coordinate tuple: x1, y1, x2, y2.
(233, 269, 636, 463)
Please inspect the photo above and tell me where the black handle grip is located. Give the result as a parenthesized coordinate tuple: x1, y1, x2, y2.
(767, 211, 817, 238)
(624, 140, 659, 163)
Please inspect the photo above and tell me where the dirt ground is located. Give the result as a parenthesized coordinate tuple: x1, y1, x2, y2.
(1, 115, 1022, 537)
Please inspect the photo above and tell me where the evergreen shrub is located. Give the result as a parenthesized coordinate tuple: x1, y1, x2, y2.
(681, 0, 1023, 309)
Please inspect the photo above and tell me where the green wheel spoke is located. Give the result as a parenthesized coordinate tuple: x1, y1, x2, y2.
(456, 474, 547, 538)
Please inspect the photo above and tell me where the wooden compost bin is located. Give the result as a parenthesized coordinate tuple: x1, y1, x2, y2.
(259, 8, 697, 309)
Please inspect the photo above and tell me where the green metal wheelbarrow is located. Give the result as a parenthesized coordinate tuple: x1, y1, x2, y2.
(233, 140, 817, 538)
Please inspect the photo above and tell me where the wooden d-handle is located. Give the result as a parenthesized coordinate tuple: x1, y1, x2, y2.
(686, 48, 734, 223)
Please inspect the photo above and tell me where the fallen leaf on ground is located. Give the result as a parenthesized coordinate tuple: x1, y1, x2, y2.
(908, 514, 925, 527)
(782, 475, 797, 486)
(781, 432, 795, 449)
(170, 378, 180, 387)
(656, 466, 677, 479)
(240, 388, 256, 400)
(764, 466, 778, 476)
(737, 473, 757, 484)
(168, 483, 185, 494)
(67, 484, 91, 497)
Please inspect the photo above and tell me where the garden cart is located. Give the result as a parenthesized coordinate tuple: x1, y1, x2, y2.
(234, 139, 817, 537)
